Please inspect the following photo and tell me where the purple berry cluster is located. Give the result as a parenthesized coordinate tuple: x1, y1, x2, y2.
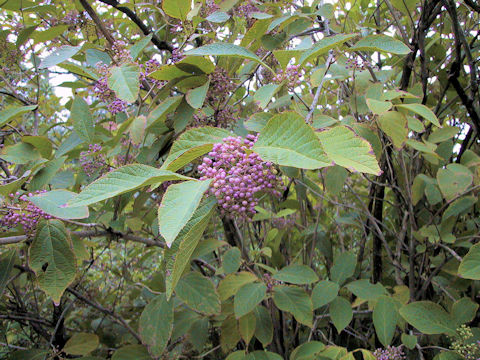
(111, 40, 132, 64)
(345, 57, 371, 71)
(207, 68, 236, 105)
(168, 48, 185, 64)
(192, 106, 238, 129)
(93, 64, 129, 114)
(236, 0, 259, 25)
(0, 191, 53, 235)
(271, 216, 295, 229)
(198, 135, 284, 220)
(140, 58, 164, 87)
(203, 0, 220, 16)
(373, 346, 405, 360)
(273, 65, 303, 90)
(80, 144, 108, 176)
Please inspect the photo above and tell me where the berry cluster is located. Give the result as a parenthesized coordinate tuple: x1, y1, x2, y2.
(168, 48, 185, 64)
(263, 273, 279, 292)
(49, 11, 81, 30)
(373, 346, 405, 360)
(450, 325, 480, 360)
(206, 68, 236, 105)
(273, 65, 303, 90)
(93, 64, 128, 114)
(0, 191, 53, 235)
(140, 58, 164, 87)
(80, 144, 108, 176)
(345, 57, 372, 71)
(193, 106, 238, 129)
(236, 0, 259, 26)
(111, 40, 132, 64)
(203, 0, 220, 16)
(271, 216, 295, 229)
(198, 135, 284, 220)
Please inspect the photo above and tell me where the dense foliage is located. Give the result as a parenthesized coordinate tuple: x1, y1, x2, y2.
(0, 0, 479, 359)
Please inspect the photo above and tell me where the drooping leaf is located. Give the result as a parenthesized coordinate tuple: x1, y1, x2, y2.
(373, 296, 399, 346)
(28, 220, 76, 305)
(107, 63, 140, 103)
(158, 180, 212, 247)
(129, 115, 148, 146)
(218, 272, 258, 301)
(350, 35, 411, 55)
(366, 98, 392, 114)
(234, 282, 267, 318)
(63, 333, 99, 356)
(239, 311, 256, 345)
(29, 189, 89, 219)
(186, 80, 210, 109)
(330, 251, 356, 286)
(399, 301, 456, 335)
(254, 305, 273, 347)
(139, 294, 174, 357)
(396, 103, 441, 127)
(272, 285, 313, 326)
(377, 111, 408, 149)
(0, 250, 16, 296)
(39, 45, 82, 69)
(224, 247, 242, 274)
(317, 126, 382, 175)
(458, 243, 480, 280)
(68, 164, 191, 207)
(312, 280, 339, 309)
(329, 296, 353, 333)
(22, 136, 52, 159)
(442, 196, 477, 221)
(273, 264, 319, 285)
(0, 105, 38, 127)
(253, 112, 331, 169)
(175, 272, 220, 315)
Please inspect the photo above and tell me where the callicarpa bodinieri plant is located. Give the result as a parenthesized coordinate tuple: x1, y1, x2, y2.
(1, 0, 480, 359)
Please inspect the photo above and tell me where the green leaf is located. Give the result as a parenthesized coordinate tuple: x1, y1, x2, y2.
(329, 296, 352, 333)
(401, 334, 417, 350)
(139, 294, 174, 357)
(0, 105, 37, 127)
(112, 345, 152, 360)
(29, 189, 89, 220)
(221, 315, 241, 352)
(0, 250, 16, 297)
(206, 11, 231, 23)
(253, 112, 331, 169)
(239, 312, 256, 345)
(234, 282, 267, 318)
(273, 285, 313, 326)
(158, 180, 212, 247)
(330, 251, 356, 286)
(185, 42, 270, 70)
(254, 84, 280, 109)
(312, 280, 339, 309)
(345, 279, 387, 300)
(224, 247, 242, 274)
(428, 126, 460, 143)
(377, 111, 408, 149)
(366, 98, 392, 114)
(373, 296, 399, 346)
(28, 220, 76, 305)
(350, 35, 411, 55)
(162, 0, 191, 20)
(39, 45, 82, 69)
(399, 301, 456, 335)
(245, 351, 284, 360)
(29, 157, 65, 190)
(107, 63, 140, 103)
(162, 126, 230, 171)
(273, 264, 319, 285)
(458, 243, 480, 280)
(186, 80, 210, 109)
(129, 34, 153, 60)
(437, 164, 473, 201)
(298, 34, 357, 66)
(442, 196, 477, 221)
(129, 115, 148, 146)
(71, 97, 94, 144)
(218, 272, 258, 301)
(254, 306, 273, 347)
(451, 297, 479, 326)
(146, 95, 183, 131)
(0, 142, 41, 164)
(290, 341, 325, 360)
(68, 164, 191, 207)
(63, 333, 99, 355)
(176, 272, 220, 315)
(165, 197, 216, 298)
(396, 103, 441, 127)
(317, 126, 382, 175)
(22, 136, 52, 159)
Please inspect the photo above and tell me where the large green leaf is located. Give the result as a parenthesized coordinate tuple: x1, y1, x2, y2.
(0, 143, 41, 164)
(112, 345, 152, 360)
(437, 164, 473, 201)
(234, 282, 267, 318)
(345, 279, 387, 300)
(377, 111, 408, 149)
(273, 264, 319, 285)
(298, 34, 356, 66)
(312, 280, 339, 309)
(218, 272, 258, 301)
(330, 251, 356, 285)
(186, 80, 210, 109)
(458, 243, 480, 280)
(63, 333, 99, 355)
(254, 84, 280, 109)
(107, 63, 140, 103)
(396, 103, 441, 127)
(451, 297, 479, 326)
(165, 197, 216, 298)
(0, 250, 16, 296)
(399, 301, 456, 335)
(239, 312, 256, 345)
(71, 97, 94, 144)
(254, 306, 273, 347)
(30, 189, 89, 220)
(162, 126, 230, 171)
(373, 296, 399, 346)
(0, 105, 37, 127)
(272, 285, 313, 326)
(162, 0, 191, 20)
(350, 35, 411, 54)
(39, 45, 82, 69)
(253, 112, 331, 169)
(290, 341, 326, 360)
(224, 247, 242, 274)
(175, 272, 220, 315)
(317, 126, 381, 175)
(139, 294, 174, 357)
(68, 164, 191, 207)
(329, 296, 353, 333)
(185, 42, 270, 69)
(146, 95, 183, 128)
(158, 180, 212, 247)
(28, 220, 76, 305)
